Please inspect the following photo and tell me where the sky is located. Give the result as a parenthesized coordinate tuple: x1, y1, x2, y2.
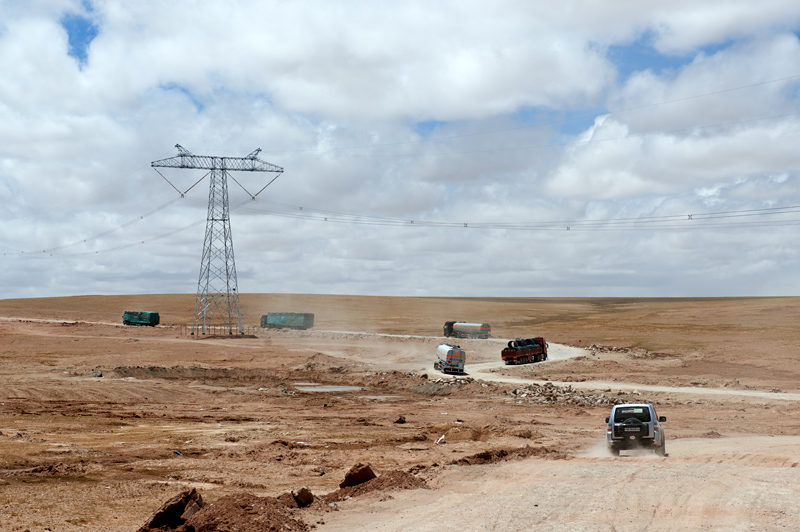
(2, 0, 800, 299)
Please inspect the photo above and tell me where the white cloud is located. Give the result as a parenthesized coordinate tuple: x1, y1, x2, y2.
(1, 1, 800, 299)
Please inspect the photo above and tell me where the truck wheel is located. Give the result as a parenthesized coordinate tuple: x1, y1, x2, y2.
(611, 447, 619, 456)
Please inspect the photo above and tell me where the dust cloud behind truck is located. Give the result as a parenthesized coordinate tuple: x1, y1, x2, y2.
(260, 312, 315, 330)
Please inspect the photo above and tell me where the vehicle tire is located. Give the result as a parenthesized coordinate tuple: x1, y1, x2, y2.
(656, 439, 666, 456)
(611, 447, 619, 456)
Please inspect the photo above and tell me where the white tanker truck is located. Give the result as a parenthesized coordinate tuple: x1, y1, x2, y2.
(434, 343, 466, 374)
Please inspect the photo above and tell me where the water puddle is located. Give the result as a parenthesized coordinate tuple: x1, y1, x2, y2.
(357, 395, 401, 400)
(294, 383, 362, 393)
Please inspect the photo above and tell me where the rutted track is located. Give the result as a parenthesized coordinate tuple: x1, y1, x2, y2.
(318, 436, 800, 532)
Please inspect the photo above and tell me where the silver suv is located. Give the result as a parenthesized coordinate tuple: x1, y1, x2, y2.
(605, 403, 666, 456)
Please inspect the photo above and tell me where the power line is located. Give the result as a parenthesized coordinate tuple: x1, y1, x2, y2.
(11, 195, 799, 259)
(0, 147, 178, 223)
(3, 196, 182, 255)
(236, 198, 800, 228)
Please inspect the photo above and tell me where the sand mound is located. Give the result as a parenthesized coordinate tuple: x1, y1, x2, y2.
(139, 490, 308, 532)
(324, 470, 428, 502)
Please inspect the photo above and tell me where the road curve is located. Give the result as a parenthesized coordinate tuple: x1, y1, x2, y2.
(465, 343, 800, 402)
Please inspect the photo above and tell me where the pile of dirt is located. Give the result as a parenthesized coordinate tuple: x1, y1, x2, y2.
(323, 470, 428, 502)
(182, 493, 308, 532)
(339, 463, 377, 488)
(139, 489, 308, 532)
(139, 464, 428, 531)
(138, 489, 205, 531)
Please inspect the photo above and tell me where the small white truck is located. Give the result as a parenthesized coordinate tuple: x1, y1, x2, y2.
(605, 403, 667, 456)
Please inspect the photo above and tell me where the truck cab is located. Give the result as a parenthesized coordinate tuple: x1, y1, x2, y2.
(605, 403, 666, 456)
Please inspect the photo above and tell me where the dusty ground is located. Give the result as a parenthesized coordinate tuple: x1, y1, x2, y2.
(0, 294, 799, 531)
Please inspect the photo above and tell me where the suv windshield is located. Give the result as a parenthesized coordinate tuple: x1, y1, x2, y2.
(614, 407, 651, 423)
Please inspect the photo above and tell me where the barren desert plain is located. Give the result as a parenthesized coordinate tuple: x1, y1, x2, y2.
(0, 293, 799, 531)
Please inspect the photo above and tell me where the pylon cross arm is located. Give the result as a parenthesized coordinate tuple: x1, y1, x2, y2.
(152, 148, 283, 173)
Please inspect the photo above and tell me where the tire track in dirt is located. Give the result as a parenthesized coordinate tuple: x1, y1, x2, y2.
(318, 437, 800, 532)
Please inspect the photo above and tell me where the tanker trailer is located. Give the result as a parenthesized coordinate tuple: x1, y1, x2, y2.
(434, 343, 467, 374)
(443, 321, 491, 339)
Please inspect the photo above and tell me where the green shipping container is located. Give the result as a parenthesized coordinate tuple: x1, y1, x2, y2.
(261, 312, 314, 330)
(123, 311, 160, 327)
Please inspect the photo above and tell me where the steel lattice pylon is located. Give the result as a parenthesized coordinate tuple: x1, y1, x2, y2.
(152, 145, 283, 335)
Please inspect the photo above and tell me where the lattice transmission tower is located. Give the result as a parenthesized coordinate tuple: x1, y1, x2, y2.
(152, 145, 283, 335)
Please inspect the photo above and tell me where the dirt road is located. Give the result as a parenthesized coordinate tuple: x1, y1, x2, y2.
(319, 436, 800, 532)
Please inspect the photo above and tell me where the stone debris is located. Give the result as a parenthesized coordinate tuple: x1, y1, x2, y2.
(587, 344, 671, 360)
(137, 488, 205, 531)
(292, 486, 315, 508)
(430, 376, 476, 385)
(506, 382, 650, 407)
(339, 463, 377, 488)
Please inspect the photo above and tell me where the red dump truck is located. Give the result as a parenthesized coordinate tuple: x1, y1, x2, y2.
(501, 337, 548, 365)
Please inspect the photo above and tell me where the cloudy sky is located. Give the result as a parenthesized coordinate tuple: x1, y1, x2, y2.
(2, 0, 800, 299)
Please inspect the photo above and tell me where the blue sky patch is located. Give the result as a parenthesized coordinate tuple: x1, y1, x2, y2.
(160, 83, 205, 112)
(608, 30, 693, 81)
(513, 106, 607, 137)
(60, 9, 97, 68)
(415, 120, 447, 138)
